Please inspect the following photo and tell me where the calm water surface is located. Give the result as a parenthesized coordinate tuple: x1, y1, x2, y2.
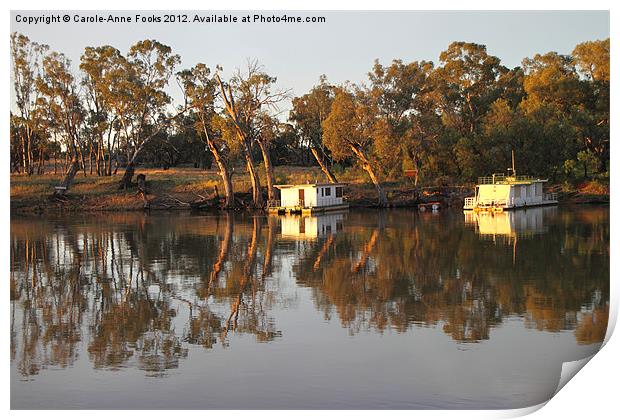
(10, 207, 609, 409)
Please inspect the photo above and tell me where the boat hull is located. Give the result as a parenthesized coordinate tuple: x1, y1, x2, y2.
(268, 203, 350, 215)
(463, 200, 558, 212)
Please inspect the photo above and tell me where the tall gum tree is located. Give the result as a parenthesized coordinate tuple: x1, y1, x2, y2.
(37, 52, 85, 197)
(179, 64, 235, 208)
(368, 59, 435, 185)
(79, 45, 126, 177)
(216, 61, 288, 208)
(323, 87, 388, 207)
(289, 76, 338, 183)
(253, 112, 279, 203)
(521, 51, 585, 178)
(10, 33, 48, 175)
(114, 40, 183, 190)
(572, 38, 610, 174)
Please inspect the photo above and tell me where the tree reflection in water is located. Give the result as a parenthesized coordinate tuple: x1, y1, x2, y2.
(10, 207, 609, 378)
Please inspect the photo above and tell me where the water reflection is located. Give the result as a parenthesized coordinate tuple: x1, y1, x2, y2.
(10, 208, 609, 379)
(464, 207, 554, 240)
(280, 213, 345, 239)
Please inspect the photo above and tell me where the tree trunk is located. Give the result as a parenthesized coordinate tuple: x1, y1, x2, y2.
(79, 145, 87, 177)
(118, 161, 136, 190)
(113, 154, 120, 175)
(350, 145, 387, 207)
(310, 146, 338, 183)
(364, 162, 387, 207)
(26, 128, 34, 175)
(89, 142, 94, 175)
(106, 138, 113, 176)
(136, 173, 149, 209)
(28, 145, 34, 175)
(21, 134, 29, 175)
(53, 155, 80, 198)
(257, 139, 276, 202)
(37, 151, 44, 175)
(242, 140, 263, 208)
(204, 136, 234, 209)
(96, 141, 102, 176)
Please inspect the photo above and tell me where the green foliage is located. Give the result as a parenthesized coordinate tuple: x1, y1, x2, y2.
(10, 32, 610, 189)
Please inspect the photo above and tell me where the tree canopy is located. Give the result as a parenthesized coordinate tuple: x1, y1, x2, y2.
(10, 33, 609, 203)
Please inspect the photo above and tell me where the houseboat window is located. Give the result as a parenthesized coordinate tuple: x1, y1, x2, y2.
(325, 187, 331, 196)
(320, 188, 324, 197)
(535, 183, 542, 196)
(336, 187, 343, 197)
(514, 186, 521, 198)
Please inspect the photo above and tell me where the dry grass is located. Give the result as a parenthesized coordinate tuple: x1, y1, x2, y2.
(10, 165, 357, 213)
(14, 164, 604, 213)
(577, 180, 609, 196)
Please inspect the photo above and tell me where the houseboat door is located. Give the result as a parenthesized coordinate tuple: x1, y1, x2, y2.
(298, 189, 305, 207)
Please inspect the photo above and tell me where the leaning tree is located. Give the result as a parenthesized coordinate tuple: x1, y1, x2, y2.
(322, 87, 389, 207)
(215, 60, 288, 208)
(179, 64, 235, 208)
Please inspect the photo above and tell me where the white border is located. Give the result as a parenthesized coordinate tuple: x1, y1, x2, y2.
(3, 1, 617, 419)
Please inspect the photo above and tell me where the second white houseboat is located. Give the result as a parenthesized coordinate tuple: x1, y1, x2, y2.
(464, 173, 558, 211)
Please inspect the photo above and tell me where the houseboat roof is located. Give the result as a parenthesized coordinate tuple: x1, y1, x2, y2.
(274, 183, 348, 189)
(477, 174, 548, 186)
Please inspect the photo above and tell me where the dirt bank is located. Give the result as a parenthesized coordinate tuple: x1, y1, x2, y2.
(10, 168, 608, 215)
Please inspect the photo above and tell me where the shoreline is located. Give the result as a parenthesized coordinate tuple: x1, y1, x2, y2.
(10, 186, 609, 216)
(10, 167, 609, 216)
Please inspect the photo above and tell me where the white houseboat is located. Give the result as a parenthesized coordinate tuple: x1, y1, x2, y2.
(464, 174, 558, 212)
(269, 183, 349, 214)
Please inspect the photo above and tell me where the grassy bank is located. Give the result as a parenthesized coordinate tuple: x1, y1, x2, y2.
(10, 166, 609, 214)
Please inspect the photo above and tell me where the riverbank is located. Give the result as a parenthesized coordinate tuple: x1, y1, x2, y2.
(10, 166, 609, 214)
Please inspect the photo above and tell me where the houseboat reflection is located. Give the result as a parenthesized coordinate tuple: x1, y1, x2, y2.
(464, 207, 557, 242)
(278, 212, 346, 239)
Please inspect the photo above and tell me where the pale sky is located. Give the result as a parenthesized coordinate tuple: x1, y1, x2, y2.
(10, 10, 610, 111)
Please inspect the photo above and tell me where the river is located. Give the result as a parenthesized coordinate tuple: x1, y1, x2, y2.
(10, 206, 609, 409)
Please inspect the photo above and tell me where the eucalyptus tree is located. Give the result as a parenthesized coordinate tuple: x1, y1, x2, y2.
(178, 64, 235, 208)
(520, 51, 584, 178)
(215, 60, 288, 207)
(79, 45, 126, 176)
(431, 42, 508, 137)
(10, 32, 48, 175)
(253, 112, 279, 202)
(112, 40, 182, 189)
(322, 86, 389, 207)
(368, 59, 437, 184)
(572, 38, 610, 174)
(289, 76, 338, 182)
(418, 42, 511, 180)
(37, 51, 85, 197)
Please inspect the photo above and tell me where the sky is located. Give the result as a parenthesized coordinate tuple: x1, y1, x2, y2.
(10, 10, 610, 112)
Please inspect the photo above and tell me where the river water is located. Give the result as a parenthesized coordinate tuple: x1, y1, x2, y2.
(10, 206, 609, 409)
